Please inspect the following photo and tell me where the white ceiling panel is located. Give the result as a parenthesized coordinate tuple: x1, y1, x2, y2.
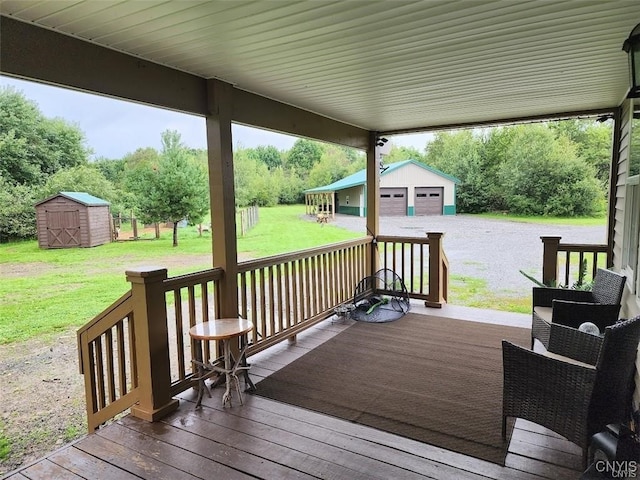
(1, 0, 638, 132)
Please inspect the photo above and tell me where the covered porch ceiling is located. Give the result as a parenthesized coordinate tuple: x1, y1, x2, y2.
(1, 1, 638, 138)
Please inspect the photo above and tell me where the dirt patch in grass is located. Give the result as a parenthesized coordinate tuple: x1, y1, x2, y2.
(0, 328, 85, 475)
(0, 249, 260, 475)
(2, 262, 57, 278)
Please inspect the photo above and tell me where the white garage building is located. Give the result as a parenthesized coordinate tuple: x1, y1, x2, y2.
(305, 160, 459, 217)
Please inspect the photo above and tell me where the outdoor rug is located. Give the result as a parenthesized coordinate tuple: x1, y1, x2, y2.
(253, 313, 530, 465)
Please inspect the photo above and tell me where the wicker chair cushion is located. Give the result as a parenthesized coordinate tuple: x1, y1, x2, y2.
(530, 269, 626, 350)
(542, 350, 596, 369)
(533, 306, 552, 323)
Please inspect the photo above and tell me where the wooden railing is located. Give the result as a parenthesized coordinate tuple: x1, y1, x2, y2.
(239, 237, 372, 354)
(77, 291, 138, 431)
(76, 267, 224, 431)
(163, 268, 224, 395)
(77, 234, 449, 430)
(377, 232, 448, 307)
(541, 236, 609, 287)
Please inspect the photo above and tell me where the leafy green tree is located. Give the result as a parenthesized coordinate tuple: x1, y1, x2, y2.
(550, 119, 612, 185)
(123, 147, 161, 170)
(0, 175, 39, 241)
(248, 145, 283, 170)
(0, 86, 89, 186)
(307, 144, 356, 188)
(272, 166, 306, 204)
(383, 145, 424, 164)
(93, 157, 126, 186)
(424, 130, 490, 213)
(127, 131, 209, 246)
(40, 165, 125, 214)
(286, 139, 324, 173)
(498, 125, 603, 216)
(234, 148, 280, 207)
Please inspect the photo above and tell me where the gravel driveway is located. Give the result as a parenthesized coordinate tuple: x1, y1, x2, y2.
(330, 214, 607, 297)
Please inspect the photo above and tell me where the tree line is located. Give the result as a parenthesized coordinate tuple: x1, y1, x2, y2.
(2, 86, 637, 243)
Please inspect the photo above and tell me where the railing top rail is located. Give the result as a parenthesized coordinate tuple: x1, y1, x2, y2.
(556, 243, 608, 253)
(76, 290, 132, 337)
(238, 236, 372, 272)
(162, 267, 224, 290)
(376, 235, 430, 244)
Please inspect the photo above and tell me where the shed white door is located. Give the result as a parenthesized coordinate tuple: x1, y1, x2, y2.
(380, 188, 407, 216)
(415, 187, 443, 215)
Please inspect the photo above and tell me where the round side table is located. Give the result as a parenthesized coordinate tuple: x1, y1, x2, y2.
(189, 318, 254, 407)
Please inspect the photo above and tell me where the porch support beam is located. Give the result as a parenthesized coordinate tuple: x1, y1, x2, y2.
(380, 108, 617, 137)
(0, 16, 207, 114)
(206, 79, 239, 318)
(232, 90, 369, 150)
(0, 16, 368, 150)
(366, 132, 380, 275)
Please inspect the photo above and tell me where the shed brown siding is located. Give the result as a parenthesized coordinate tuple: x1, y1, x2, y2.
(86, 204, 112, 246)
(35, 195, 111, 248)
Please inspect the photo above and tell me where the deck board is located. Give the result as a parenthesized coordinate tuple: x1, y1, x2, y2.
(20, 459, 83, 479)
(178, 400, 473, 480)
(48, 447, 141, 480)
(4, 306, 583, 480)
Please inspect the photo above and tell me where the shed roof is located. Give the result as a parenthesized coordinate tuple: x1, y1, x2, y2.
(305, 160, 459, 193)
(35, 191, 111, 207)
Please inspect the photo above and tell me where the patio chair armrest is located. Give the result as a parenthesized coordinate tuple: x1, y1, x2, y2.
(502, 341, 597, 443)
(547, 322, 603, 365)
(532, 287, 593, 307)
(551, 300, 621, 332)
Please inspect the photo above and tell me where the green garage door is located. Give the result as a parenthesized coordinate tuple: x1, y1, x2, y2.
(380, 188, 407, 216)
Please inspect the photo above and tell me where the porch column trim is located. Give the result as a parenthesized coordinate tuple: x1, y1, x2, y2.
(366, 131, 379, 275)
(127, 267, 179, 422)
(206, 79, 239, 318)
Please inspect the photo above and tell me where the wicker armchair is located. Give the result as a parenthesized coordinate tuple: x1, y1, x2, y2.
(531, 268, 626, 349)
(503, 316, 640, 467)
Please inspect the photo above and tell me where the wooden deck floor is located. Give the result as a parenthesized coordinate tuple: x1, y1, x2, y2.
(4, 305, 583, 480)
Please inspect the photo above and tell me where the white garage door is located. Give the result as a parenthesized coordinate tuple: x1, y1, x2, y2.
(415, 187, 443, 215)
(380, 188, 407, 216)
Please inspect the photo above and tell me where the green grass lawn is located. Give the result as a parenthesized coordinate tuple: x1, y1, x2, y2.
(474, 212, 607, 226)
(1, 206, 606, 344)
(0, 205, 362, 344)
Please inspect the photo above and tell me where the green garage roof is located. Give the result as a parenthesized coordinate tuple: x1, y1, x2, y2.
(305, 159, 459, 193)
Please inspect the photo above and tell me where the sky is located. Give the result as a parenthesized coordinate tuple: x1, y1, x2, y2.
(0, 75, 432, 160)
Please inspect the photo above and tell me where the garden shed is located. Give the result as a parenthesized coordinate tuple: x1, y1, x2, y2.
(35, 192, 112, 249)
(305, 160, 459, 217)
